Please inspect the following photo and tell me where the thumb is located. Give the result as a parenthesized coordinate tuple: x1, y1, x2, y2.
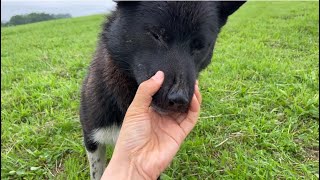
(130, 71, 164, 111)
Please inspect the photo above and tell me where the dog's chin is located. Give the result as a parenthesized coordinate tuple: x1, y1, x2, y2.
(151, 105, 171, 115)
(151, 103, 189, 115)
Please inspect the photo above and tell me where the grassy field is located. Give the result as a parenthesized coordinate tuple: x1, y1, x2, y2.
(1, 2, 319, 179)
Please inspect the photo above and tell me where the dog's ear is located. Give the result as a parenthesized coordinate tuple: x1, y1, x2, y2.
(219, 1, 246, 26)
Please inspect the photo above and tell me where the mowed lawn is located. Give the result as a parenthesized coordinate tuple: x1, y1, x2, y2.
(1, 2, 319, 179)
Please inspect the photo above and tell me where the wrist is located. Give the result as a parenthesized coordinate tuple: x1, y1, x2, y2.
(102, 154, 153, 180)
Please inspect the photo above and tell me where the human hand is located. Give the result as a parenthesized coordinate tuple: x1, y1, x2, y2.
(102, 71, 202, 180)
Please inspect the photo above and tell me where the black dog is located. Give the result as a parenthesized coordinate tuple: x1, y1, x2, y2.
(80, 2, 245, 179)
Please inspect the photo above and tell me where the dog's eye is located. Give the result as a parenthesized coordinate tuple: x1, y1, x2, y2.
(191, 39, 205, 52)
(150, 31, 160, 41)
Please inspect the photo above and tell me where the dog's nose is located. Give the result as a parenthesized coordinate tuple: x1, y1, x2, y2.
(167, 91, 189, 107)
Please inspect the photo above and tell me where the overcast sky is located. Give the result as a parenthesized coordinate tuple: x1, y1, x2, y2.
(1, 0, 116, 22)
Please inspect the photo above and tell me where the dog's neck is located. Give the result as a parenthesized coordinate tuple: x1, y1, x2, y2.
(89, 46, 138, 113)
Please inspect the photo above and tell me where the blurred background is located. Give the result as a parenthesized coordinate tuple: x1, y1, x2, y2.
(1, 0, 116, 26)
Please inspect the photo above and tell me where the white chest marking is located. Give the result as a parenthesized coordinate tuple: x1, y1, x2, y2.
(91, 125, 120, 145)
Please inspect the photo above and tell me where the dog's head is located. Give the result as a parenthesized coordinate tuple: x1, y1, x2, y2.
(104, 2, 245, 113)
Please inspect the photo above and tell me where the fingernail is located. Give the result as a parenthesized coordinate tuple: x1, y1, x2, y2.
(152, 71, 164, 81)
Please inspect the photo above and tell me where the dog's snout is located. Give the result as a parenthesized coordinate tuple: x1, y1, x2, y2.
(168, 90, 189, 107)
(151, 70, 195, 113)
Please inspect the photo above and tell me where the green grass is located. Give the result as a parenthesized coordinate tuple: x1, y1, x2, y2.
(1, 2, 319, 179)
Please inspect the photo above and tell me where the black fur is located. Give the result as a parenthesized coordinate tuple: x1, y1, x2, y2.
(80, 1, 245, 179)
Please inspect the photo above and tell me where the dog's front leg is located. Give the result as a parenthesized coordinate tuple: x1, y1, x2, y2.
(86, 144, 106, 180)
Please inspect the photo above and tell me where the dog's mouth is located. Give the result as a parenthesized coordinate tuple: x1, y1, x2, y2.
(151, 102, 188, 115)
(151, 104, 171, 115)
